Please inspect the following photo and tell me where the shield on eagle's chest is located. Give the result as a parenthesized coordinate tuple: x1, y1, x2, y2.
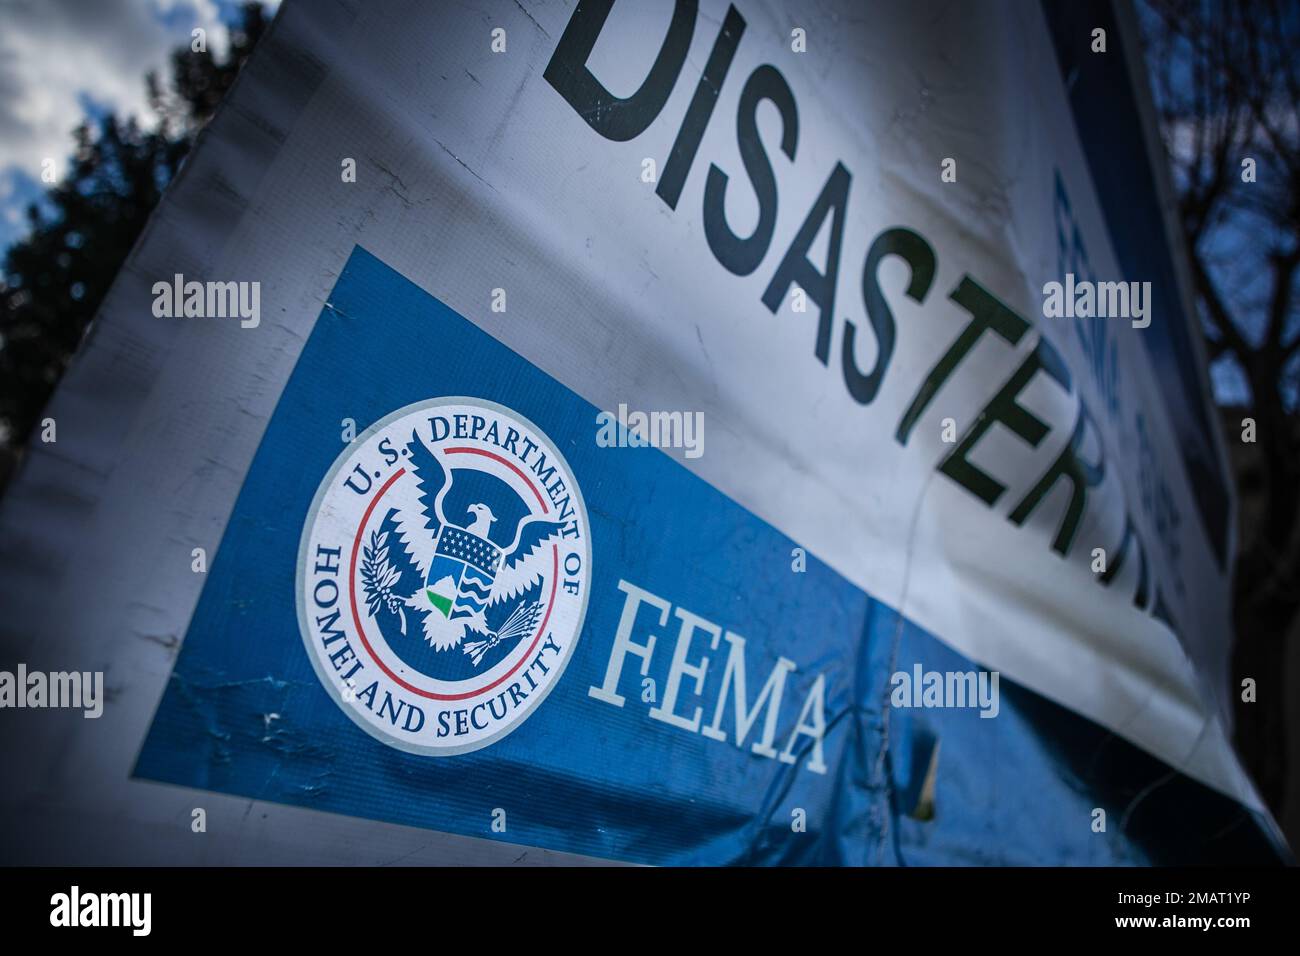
(424, 526, 502, 623)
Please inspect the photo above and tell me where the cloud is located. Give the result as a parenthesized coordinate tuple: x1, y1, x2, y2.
(0, 0, 281, 249)
(0, 1, 236, 175)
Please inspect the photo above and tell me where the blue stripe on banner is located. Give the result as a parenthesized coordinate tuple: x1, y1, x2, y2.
(1040, 0, 1231, 567)
(134, 246, 1285, 865)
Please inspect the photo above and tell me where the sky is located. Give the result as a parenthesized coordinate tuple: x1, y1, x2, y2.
(0, 0, 278, 251)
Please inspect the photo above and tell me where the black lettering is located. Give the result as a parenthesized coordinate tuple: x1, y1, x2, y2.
(544, 0, 697, 142)
(843, 227, 935, 404)
(703, 64, 798, 275)
(895, 276, 1031, 445)
(657, 5, 746, 209)
(762, 162, 851, 364)
(938, 346, 1053, 506)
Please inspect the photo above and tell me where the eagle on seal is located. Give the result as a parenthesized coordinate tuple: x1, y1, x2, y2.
(361, 433, 563, 666)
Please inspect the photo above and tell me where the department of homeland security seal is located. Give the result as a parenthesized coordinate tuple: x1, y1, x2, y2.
(296, 397, 591, 755)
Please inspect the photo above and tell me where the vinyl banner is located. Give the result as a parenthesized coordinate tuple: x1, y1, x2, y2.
(0, 0, 1285, 864)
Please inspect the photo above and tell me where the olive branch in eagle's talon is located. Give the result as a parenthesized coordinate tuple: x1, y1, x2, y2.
(360, 529, 409, 635)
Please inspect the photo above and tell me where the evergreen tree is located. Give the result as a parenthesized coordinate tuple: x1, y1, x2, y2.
(0, 3, 267, 484)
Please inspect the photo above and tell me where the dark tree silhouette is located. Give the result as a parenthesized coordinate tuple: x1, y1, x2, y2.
(0, 2, 267, 485)
(1139, 0, 1300, 838)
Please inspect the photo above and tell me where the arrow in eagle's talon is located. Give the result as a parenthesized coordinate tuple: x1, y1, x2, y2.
(464, 635, 500, 667)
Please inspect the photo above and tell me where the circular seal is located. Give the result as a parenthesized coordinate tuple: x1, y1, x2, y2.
(296, 397, 591, 755)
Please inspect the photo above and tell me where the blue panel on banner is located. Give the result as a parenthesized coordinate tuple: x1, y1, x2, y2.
(135, 247, 1282, 865)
